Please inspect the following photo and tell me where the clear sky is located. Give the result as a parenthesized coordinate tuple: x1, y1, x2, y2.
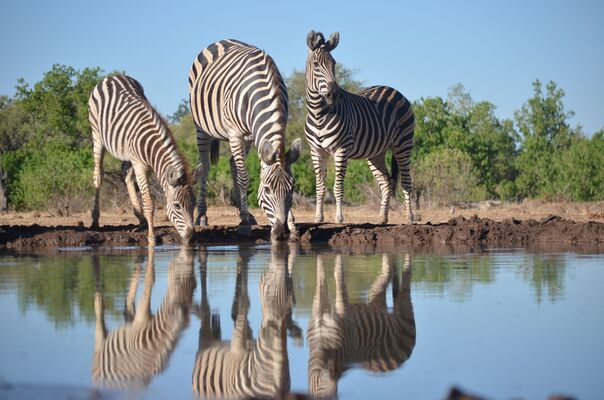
(1, 0, 602, 135)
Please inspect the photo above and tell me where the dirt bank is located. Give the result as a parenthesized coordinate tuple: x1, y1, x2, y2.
(1, 215, 602, 251)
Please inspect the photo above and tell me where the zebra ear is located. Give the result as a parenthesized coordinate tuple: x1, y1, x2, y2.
(286, 138, 302, 165)
(192, 163, 203, 183)
(325, 32, 339, 52)
(166, 165, 182, 187)
(307, 30, 324, 50)
(260, 141, 278, 165)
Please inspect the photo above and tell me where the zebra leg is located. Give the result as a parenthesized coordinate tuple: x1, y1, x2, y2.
(132, 162, 156, 245)
(393, 147, 414, 225)
(368, 155, 393, 225)
(367, 253, 393, 308)
(333, 149, 350, 224)
(196, 131, 212, 226)
(229, 155, 257, 224)
(228, 136, 254, 225)
(310, 147, 329, 223)
(90, 140, 105, 229)
(133, 246, 155, 327)
(334, 253, 348, 316)
(123, 162, 147, 228)
(287, 210, 299, 240)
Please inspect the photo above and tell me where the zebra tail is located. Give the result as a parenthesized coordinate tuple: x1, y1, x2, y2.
(391, 154, 399, 198)
(210, 139, 220, 165)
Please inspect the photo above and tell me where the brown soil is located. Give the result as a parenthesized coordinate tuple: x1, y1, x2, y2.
(1, 200, 603, 251)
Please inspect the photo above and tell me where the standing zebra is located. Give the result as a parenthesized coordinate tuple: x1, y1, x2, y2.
(192, 245, 298, 398)
(189, 39, 302, 241)
(89, 75, 199, 244)
(308, 253, 416, 398)
(305, 31, 415, 225)
(92, 247, 196, 389)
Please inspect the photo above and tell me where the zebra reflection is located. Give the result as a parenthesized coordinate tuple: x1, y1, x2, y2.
(192, 244, 300, 399)
(92, 247, 196, 389)
(308, 253, 416, 398)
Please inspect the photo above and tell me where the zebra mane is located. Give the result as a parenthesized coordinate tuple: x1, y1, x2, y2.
(145, 103, 193, 186)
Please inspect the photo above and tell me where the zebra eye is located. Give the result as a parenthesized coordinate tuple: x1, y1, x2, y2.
(173, 202, 181, 210)
(264, 186, 272, 195)
(313, 60, 319, 67)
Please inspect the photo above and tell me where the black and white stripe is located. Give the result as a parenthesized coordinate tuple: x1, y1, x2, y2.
(92, 247, 196, 389)
(192, 245, 296, 398)
(189, 39, 301, 241)
(305, 31, 415, 225)
(89, 74, 198, 243)
(307, 253, 416, 398)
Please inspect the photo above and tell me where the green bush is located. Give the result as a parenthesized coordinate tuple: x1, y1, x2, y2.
(8, 145, 93, 215)
(413, 148, 487, 207)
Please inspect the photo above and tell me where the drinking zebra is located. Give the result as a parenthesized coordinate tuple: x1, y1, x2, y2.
(192, 245, 299, 398)
(305, 31, 415, 225)
(307, 253, 416, 398)
(189, 39, 302, 241)
(92, 247, 196, 389)
(89, 75, 199, 244)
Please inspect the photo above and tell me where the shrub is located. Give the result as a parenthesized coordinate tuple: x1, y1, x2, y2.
(9, 145, 93, 215)
(413, 148, 486, 207)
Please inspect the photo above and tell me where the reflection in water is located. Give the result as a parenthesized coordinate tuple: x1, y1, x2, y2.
(192, 244, 298, 399)
(308, 253, 416, 399)
(92, 247, 196, 389)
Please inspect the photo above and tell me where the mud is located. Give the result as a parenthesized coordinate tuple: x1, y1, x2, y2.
(1, 215, 603, 251)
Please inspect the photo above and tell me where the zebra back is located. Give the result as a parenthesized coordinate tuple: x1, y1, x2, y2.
(188, 39, 288, 154)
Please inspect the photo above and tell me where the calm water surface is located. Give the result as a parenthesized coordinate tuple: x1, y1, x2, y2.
(0, 244, 603, 399)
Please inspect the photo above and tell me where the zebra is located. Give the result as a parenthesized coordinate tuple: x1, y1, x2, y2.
(92, 247, 196, 389)
(189, 39, 302, 242)
(305, 31, 415, 225)
(89, 74, 200, 244)
(307, 252, 416, 398)
(192, 245, 299, 398)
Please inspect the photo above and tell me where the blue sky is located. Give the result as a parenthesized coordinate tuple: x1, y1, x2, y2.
(1, 0, 602, 135)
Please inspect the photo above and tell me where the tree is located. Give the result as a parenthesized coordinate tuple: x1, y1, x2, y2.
(168, 98, 189, 124)
(412, 85, 518, 199)
(514, 80, 582, 198)
(15, 64, 106, 150)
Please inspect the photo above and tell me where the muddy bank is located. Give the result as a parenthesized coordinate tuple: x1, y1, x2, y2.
(1, 215, 603, 251)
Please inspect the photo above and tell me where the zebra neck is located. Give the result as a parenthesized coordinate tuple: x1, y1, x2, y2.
(305, 88, 334, 120)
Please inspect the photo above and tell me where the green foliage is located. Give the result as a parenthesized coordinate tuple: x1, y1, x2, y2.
(1, 254, 135, 329)
(8, 145, 93, 215)
(412, 84, 518, 201)
(513, 80, 586, 199)
(413, 148, 487, 207)
(15, 64, 106, 150)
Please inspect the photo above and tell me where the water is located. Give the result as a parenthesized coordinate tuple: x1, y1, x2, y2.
(0, 244, 603, 399)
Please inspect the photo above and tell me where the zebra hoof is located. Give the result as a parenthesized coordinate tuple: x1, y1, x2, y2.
(379, 218, 388, 225)
(196, 215, 208, 227)
(406, 213, 414, 225)
(147, 236, 156, 246)
(90, 222, 99, 230)
(288, 228, 300, 242)
(246, 213, 258, 225)
(335, 216, 344, 224)
(314, 216, 324, 224)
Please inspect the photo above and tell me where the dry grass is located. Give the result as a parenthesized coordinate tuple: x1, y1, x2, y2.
(1, 200, 603, 227)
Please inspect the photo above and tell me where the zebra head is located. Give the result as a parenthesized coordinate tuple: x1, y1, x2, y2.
(164, 165, 200, 244)
(258, 138, 302, 242)
(306, 30, 340, 105)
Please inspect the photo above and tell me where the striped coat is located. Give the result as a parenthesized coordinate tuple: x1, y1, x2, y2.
(189, 39, 301, 241)
(305, 31, 415, 225)
(307, 253, 416, 398)
(89, 75, 198, 244)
